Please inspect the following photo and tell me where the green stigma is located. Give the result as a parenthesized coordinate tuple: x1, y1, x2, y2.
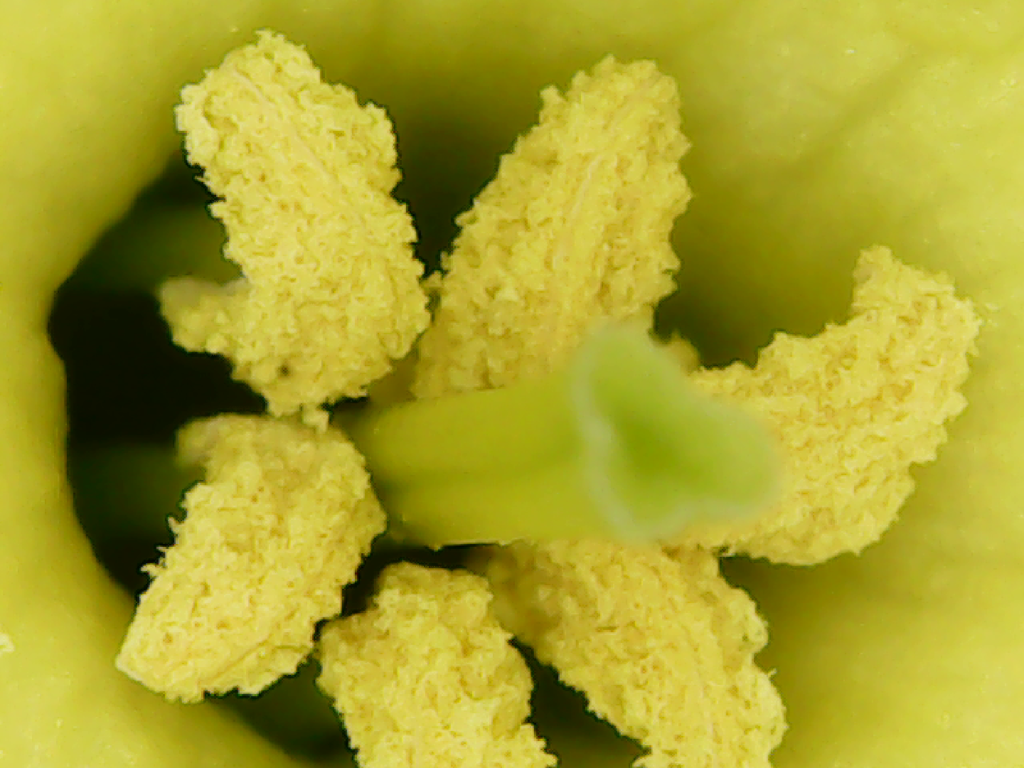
(348, 324, 780, 547)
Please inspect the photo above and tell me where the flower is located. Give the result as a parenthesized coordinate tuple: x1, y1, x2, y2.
(1, 3, 1022, 768)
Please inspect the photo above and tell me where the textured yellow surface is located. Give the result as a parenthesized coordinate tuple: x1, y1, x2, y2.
(487, 543, 785, 768)
(412, 56, 689, 398)
(116, 415, 385, 702)
(2, 3, 1023, 768)
(674, 247, 980, 564)
(162, 32, 429, 420)
(318, 564, 555, 768)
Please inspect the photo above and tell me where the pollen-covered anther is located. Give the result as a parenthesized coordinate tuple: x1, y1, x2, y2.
(413, 55, 691, 399)
(318, 563, 555, 768)
(116, 415, 386, 702)
(485, 541, 786, 768)
(161, 31, 429, 419)
(671, 246, 981, 564)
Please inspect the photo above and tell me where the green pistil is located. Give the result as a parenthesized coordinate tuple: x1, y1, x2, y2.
(348, 325, 780, 547)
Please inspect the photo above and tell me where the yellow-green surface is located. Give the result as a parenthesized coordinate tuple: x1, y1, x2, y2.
(1, 2, 1022, 767)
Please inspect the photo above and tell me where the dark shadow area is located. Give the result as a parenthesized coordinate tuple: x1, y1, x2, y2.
(524, 645, 641, 766)
(217, 660, 351, 761)
(392, 115, 508, 274)
(49, 291, 264, 447)
(49, 160, 264, 591)
(47, 156, 260, 449)
(339, 541, 481, 617)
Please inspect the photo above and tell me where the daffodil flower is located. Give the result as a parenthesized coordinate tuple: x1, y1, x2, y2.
(1, 4, 1022, 768)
